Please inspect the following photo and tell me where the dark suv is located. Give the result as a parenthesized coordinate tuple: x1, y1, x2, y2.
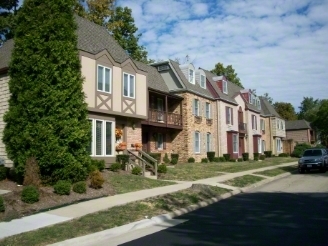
(298, 148, 328, 173)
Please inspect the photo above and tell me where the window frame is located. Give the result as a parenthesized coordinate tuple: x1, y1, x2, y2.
(200, 74, 206, 88)
(194, 99, 200, 116)
(157, 133, 164, 150)
(226, 107, 233, 125)
(223, 80, 228, 94)
(206, 132, 211, 152)
(233, 134, 238, 153)
(194, 131, 200, 153)
(277, 138, 282, 153)
(89, 119, 115, 157)
(189, 69, 195, 84)
(205, 102, 211, 119)
(123, 72, 136, 99)
(97, 65, 111, 93)
(252, 115, 257, 130)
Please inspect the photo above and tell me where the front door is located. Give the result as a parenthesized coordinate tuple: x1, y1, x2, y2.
(157, 98, 164, 122)
(142, 131, 149, 152)
(239, 137, 244, 157)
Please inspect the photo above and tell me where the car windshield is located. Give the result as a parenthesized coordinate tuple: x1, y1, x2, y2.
(303, 150, 322, 157)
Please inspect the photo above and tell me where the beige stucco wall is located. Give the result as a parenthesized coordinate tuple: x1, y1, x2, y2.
(0, 74, 13, 167)
(81, 56, 96, 108)
(135, 73, 147, 116)
(112, 66, 122, 112)
(271, 117, 286, 138)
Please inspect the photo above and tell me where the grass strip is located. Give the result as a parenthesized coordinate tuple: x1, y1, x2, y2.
(223, 175, 265, 188)
(253, 166, 297, 177)
(0, 185, 230, 246)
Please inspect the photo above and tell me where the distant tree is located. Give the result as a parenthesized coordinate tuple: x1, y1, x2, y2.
(0, 0, 19, 45)
(298, 97, 322, 122)
(261, 93, 274, 104)
(3, 0, 91, 183)
(211, 62, 244, 88)
(273, 102, 298, 120)
(312, 100, 328, 147)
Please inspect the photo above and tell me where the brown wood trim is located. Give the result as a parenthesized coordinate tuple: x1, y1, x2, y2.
(88, 107, 147, 120)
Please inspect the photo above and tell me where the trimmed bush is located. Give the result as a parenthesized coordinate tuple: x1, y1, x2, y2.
(213, 157, 220, 162)
(260, 155, 266, 160)
(23, 157, 41, 187)
(170, 158, 178, 165)
(188, 157, 195, 163)
(171, 154, 179, 163)
(223, 154, 230, 161)
(54, 180, 71, 195)
(131, 166, 142, 175)
(292, 143, 312, 158)
(21, 186, 39, 204)
(254, 153, 260, 159)
(158, 164, 167, 174)
(109, 163, 122, 172)
(206, 152, 215, 162)
(0, 166, 6, 181)
(230, 158, 236, 162)
(219, 157, 226, 162)
(278, 153, 289, 157)
(91, 159, 105, 171)
(116, 154, 130, 170)
(163, 153, 170, 164)
(264, 151, 272, 158)
(89, 170, 105, 189)
(73, 181, 87, 194)
(0, 196, 5, 212)
(242, 153, 249, 161)
(238, 158, 243, 162)
(201, 158, 208, 163)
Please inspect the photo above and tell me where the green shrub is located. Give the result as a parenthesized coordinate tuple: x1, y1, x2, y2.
(188, 157, 195, 163)
(230, 158, 236, 162)
(171, 154, 179, 162)
(242, 153, 249, 161)
(163, 153, 170, 164)
(315, 144, 325, 148)
(219, 157, 226, 162)
(206, 152, 215, 162)
(91, 159, 105, 171)
(131, 166, 142, 175)
(238, 158, 243, 162)
(73, 181, 87, 194)
(254, 153, 260, 160)
(278, 153, 289, 157)
(116, 154, 130, 170)
(260, 155, 266, 160)
(264, 151, 272, 158)
(21, 186, 39, 204)
(213, 157, 220, 162)
(109, 163, 122, 172)
(158, 164, 167, 174)
(89, 170, 105, 189)
(292, 143, 312, 158)
(54, 180, 71, 195)
(0, 166, 7, 181)
(170, 158, 178, 165)
(0, 196, 5, 212)
(201, 158, 208, 163)
(223, 154, 230, 161)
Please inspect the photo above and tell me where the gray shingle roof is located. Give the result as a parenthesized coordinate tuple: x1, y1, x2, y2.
(285, 120, 312, 130)
(0, 15, 130, 70)
(133, 60, 170, 93)
(169, 60, 214, 99)
(260, 97, 281, 117)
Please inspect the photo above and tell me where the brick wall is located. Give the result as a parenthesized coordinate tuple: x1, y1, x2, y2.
(0, 74, 13, 168)
(286, 129, 310, 144)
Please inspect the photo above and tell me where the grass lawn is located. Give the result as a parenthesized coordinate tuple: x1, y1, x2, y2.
(223, 175, 265, 188)
(0, 185, 230, 246)
(253, 165, 297, 177)
(108, 172, 176, 194)
(160, 157, 297, 181)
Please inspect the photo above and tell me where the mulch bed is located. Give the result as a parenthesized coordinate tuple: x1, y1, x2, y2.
(0, 170, 116, 222)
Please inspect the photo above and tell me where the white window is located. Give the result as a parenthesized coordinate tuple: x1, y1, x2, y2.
(281, 121, 284, 130)
(189, 69, 194, 84)
(89, 119, 114, 157)
(97, 65, 111, 93)
(260, 119, 265, 131)
(206, 133, 211, 152)
(262, 140, 266, 152)
(157, 133, 164, 149)
(123, 73, 135, 98)
(193, 99, 200, 116)
(200, 75, 206, 88)
(258, 138, 262, 153)
(252, 115, 257, 130)
(277, 119, 280, 129)
(277, 138, 282, 153)
(194, 131, 200, 153)
(223, 80, 228, 94)
(233, 134, 238, 153)
(226, 107, 233, 125)
(205, 102, 211, 119)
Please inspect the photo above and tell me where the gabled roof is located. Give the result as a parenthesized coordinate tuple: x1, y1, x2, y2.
(133, 60, 170, 93)
(260, 97, 281, 118)
(285, 120, 312, 130)
(0, 15, 130, 70)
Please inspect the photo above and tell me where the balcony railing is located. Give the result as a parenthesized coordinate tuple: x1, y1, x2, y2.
(206, 119, 213, 126)
(148, 109, 182, 126)
(239, 122, 247, 134)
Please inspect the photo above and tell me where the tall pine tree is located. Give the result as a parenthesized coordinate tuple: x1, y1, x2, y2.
(3, 0, 91, 183)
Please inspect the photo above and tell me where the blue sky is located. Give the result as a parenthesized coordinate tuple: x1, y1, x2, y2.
(117, 0, 328, 111)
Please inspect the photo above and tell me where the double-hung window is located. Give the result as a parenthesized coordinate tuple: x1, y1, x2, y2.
(252, 115, 257, 130)
(277, 138, 282, 153)
(233, 134, 238, 153)
(123, 73, 135, 98)
(205, 102, 211, 119)
(206, 133, 211, 152)
(193, 99, 200, 116)
(200, 75, 206, 88)
(97, 65, 111, 93)
(88, 119, 114, 157)
(223, 81, 228, 94)
(226, 107, 233, 125)
(189, 69, 194, 84)
(194, 131, 200, 153)
(157, 133, 164, 150)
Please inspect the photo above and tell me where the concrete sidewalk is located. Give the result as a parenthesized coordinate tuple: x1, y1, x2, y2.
(0, 162, 297, 239)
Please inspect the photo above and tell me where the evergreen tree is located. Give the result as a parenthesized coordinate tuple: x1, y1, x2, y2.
(0, 0, 19, 45)
(3, 0, 91, 183)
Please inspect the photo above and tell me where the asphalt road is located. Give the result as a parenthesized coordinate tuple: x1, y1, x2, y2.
(117, 171, 328, 246)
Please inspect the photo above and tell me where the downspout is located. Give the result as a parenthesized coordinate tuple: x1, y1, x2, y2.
(269, 117, 273, 154)
(217, 100, 221, 157)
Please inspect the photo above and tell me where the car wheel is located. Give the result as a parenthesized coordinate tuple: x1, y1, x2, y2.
(298, 167, 305, 174)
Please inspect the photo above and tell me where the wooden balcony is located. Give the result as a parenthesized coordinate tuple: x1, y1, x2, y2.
(239, 122, 247, 134)
(142, 109, 182, 129)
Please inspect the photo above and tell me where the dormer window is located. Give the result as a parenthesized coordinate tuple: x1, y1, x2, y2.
(189, 69, 194, 84)
(200, 75, 206, 88)
(223, 80, 228, 94)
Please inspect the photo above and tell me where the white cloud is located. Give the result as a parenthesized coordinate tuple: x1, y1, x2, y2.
(118, 0, 328, 110)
